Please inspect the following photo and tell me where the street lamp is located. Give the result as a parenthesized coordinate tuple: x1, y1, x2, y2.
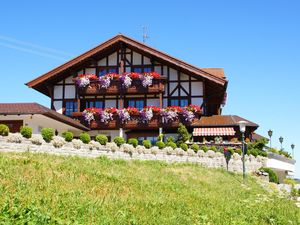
(291, 144, 295, 159)
(268, 129, 273, 149)
(279, 136, 284, 150)
(238, 120, 247, 180)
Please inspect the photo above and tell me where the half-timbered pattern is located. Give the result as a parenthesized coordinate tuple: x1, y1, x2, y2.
(26, 34, 228, 141)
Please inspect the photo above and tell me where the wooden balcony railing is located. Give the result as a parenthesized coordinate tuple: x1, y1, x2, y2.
(76, 77, 166, 96)
(72, 112, 200, 130)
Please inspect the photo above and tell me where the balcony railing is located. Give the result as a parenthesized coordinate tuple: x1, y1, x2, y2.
(75, 77, 166, 95)
(72, 112, 201, 130)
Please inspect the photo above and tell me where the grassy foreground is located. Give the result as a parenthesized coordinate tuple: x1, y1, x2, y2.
(0, 152, 299, 224)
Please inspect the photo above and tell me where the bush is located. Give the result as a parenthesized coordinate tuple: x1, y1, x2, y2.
(180, 143, 188, 151)
(228, 147, 235, 155)
(258, 150, 268, 157)
(167, 136, 174, 143)
(177, 123, 190, 145)
(157, 134, 164, 142)
(249, 148, 258, 157)
(200, 145, 209, 152)
(95, 134, 108, 145)
(20, 126, 32, 139)
(113, 136, 125, 147)
(166, 141, 177, 149)
(41, 128, 54, 143)
(62, 131, 73, 142)
(260, 167, 279, 183)
(235, 148, 242, 155)
(191, 144, 200, 152)
(143, 140, 152, 149)
(0, 124, 9, 136)
(210, 146, 217, 152)
(156, 141, 165, 149)
(127, 138, 138, 147)
(79, 132, 91, 144)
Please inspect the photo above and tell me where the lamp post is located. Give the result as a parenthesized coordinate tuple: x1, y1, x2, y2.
(279, 136, 284, 151)
(291, 144, 295, 159)
(238, 120, 247, 180)
(268, 129, 273, 149)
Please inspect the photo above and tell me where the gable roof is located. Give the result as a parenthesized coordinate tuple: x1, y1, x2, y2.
(26, 34, 227, 89)
(192, 115, 259, 128)
(0, 103, 89, 131)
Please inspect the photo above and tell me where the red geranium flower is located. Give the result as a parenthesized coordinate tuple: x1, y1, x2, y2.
(105, 107, 117, 114)
(144, 106, 161, 113)
(126, 107, 139, 115)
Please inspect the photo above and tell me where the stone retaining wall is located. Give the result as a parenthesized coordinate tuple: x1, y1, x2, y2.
(0, 135, 267, 173)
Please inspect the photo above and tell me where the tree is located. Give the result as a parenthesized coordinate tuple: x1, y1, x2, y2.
(177, 123, 190, 145)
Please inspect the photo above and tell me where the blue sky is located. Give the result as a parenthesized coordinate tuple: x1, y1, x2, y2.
(0, 1, 299, 177)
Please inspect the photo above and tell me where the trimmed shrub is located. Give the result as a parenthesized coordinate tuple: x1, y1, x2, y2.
(259, 151, 268, 157)
(157, 134, 164, 142)
(79, 132, 91, 144)
(41, 128, 54, 143)
(0, 124, 9, 136)
(201, 145, 209, 152)
(156, 141, 165, 149)
(62, 131, 73, 142)
(180, 143, 188, 151)
(166, 141, 177, 149)
(191, 144, 200, 152)
(143, 140, 152, 149)
(260, 167, 279, 183)
(127, 138, 138, 147)
(20, 126, 32, 139)
(167, 136, 174, 143)
(235, 148, 242, 155)
(113, 136, 125, 147)
(210, 146, 217, 152)
(249, 148, 258, 157)
(95, 134, 108, 145)
(177, 123, 190, 145)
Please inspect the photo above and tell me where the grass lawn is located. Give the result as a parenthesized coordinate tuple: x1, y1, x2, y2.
(0, 152, 299, 224)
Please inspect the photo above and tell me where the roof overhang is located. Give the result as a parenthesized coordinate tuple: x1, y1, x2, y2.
(26, 34, 228, 96)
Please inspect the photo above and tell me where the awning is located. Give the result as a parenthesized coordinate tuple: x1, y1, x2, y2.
(193, 127, 236, 136)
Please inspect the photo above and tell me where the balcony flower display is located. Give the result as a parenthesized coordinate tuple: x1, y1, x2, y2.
(76, 74, 97, 88)
(140, 73, 153, 87)
(139, 108, 153, 123)
(117, 109, 130, 124)
(160, 109, 177, 124)
(126, 107, 139, 115)
(119, 74, 132, 88)
(185, 104, 201, 113)
(144, 106, 161, 114)
(82, 107, 100, 124)
(81, 104, 201, 125)
(181, 109, 195, 123)
(99, 75, 112, 89)
(99, 108, 114, 124)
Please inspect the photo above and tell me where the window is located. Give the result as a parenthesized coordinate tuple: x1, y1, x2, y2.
(81, 100, 104, 111)
(126, 99, 145, 110)
(144, 67, 152, 72)
(133, 67, 142, 73)
(98, 67, 118, 76)
(65, 101, 78, 116)
(132, 67, 152, 73)
(170, 98, 189, 107)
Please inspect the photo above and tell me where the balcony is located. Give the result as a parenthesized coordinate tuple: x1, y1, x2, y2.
(72, 111, 201, 130)
(76, 77, 166, 96)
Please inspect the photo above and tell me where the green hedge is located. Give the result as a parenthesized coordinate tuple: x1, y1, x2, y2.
(62, 131, 73, 142)
(80, 133, 91, 144)
(95, 135, 108, 145)
(20, 126, 32, 139)
(260, 167, 279, 183)
(41, 128, 54, 143)
(0, 124, 9, 136)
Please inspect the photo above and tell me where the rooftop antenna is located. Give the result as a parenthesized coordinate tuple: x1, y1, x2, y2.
(142, 26, 149, 43)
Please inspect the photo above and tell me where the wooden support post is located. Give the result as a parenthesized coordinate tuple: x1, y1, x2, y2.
(159, 93, 163, 108)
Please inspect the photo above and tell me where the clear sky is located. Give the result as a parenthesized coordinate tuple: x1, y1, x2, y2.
(0, 1, 299, 177)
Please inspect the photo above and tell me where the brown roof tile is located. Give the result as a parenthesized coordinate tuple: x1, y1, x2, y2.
(0, 103, 89, 131)
(192, 115, 259, 127)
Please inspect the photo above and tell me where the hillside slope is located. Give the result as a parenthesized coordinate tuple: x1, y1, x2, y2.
(0, 152, 299, 224)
